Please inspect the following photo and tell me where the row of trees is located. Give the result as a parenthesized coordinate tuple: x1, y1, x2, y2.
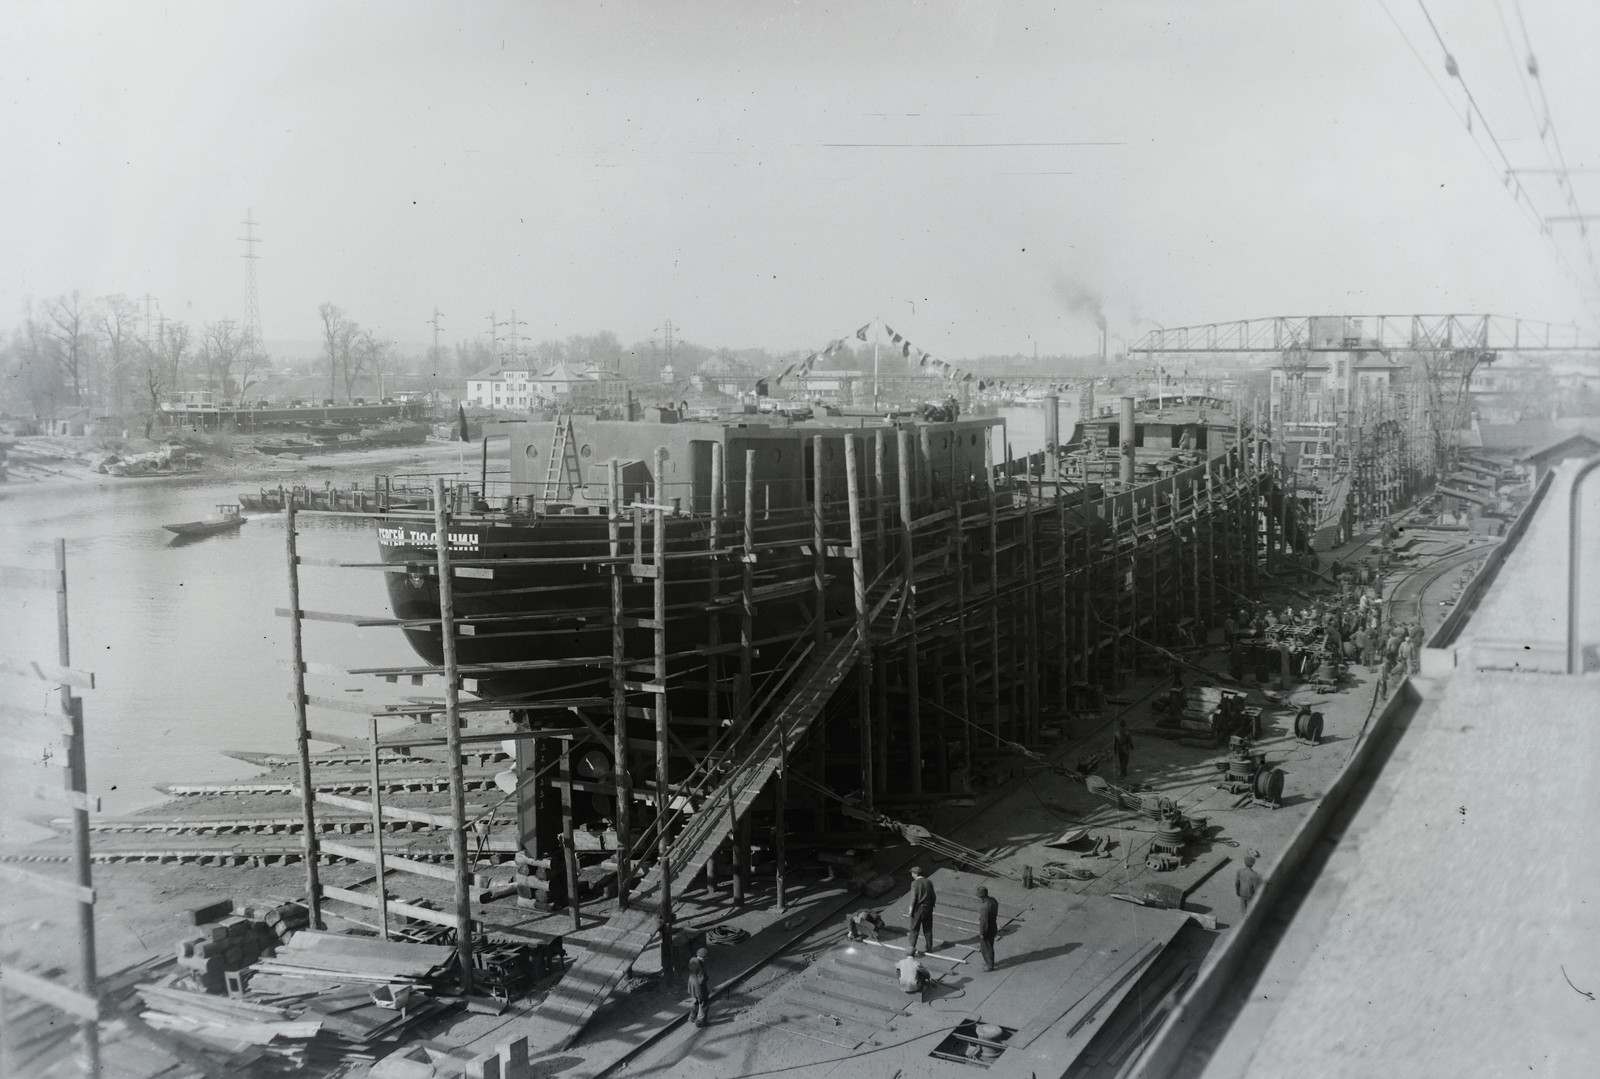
(2, 292, 269, 432)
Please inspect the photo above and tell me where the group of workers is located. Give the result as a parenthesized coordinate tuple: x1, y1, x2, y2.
(1226, 589, 1425, 692)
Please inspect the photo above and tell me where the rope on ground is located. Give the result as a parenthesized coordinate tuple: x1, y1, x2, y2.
(706, 924, 750, 946)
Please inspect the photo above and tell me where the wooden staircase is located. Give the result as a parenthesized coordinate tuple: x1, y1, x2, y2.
(531, 628, 863, 1049)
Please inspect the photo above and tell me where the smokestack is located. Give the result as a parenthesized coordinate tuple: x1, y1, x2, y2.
(1101, 330, 1108, 363)
(1120, 396, 1136, 485)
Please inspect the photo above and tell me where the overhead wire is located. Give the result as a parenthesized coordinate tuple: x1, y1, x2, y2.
(1495, 0, 1600, 293)
(1373, 0, 1598, 320)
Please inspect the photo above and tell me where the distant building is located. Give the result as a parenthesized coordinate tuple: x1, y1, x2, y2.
(465, 362, 629, 412)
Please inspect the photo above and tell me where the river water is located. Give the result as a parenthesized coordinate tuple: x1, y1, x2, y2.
(0, 449, 479, 818)
(1, 407, 1067, 820)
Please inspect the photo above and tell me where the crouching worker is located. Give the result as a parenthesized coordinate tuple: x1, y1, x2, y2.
(845, 908, 886, 943)
(896, 953, 932, 996)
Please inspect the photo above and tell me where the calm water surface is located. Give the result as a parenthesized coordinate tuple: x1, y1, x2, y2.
(2, 412, 1067, 818)
(1, 455, 475, 816)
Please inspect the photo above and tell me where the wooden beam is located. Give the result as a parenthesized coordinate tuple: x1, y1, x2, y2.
(319, 885, 474, 929)
(0, 964, 98, 1020)
(319, 839, 458, 883)
(0, 862, 94, 904)
(0, 655, 94, 690)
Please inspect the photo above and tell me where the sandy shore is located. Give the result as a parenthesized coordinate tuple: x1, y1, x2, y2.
(2, 434, 488, 497)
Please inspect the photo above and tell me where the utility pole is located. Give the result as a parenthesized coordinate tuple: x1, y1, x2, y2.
(239, 211, 263, 351)
(504, 311, 527, 367)
(661, 319, 676, 377)
(486, 311, 499, 365)
(429, 308, 445, 366)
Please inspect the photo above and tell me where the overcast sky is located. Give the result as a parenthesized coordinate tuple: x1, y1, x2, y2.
(3, 1, 1597, 358)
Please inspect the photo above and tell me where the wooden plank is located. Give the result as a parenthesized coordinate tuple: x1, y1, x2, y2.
(318, 885, 466, 929)
(0, 565, 55, 591)
(28, 785, 99, 813)
(0, 862, 94, 903)
(0, 655, 94, 689)
(294, 692, 387, 716)
(0, 702, 74, 735)
(314, 792, 456, 828)
(0, 964, 99, 1020)
(320, 840, 458, 882)
(274, 607, 379, 624)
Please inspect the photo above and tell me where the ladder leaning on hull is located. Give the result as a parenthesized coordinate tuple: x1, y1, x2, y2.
(541, 414, 583, 502)
(532, 627, 863, 1050)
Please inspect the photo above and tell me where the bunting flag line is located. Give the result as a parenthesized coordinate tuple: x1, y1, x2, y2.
(775, 317, 984, 389)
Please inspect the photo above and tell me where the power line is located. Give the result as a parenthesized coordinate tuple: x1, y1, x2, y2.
(1376, 0, 1598, 321)
(1497, 0, 1600, 280)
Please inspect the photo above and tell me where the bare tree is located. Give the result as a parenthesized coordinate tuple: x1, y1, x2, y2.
(201, 318, 248, 401)
(161, 320, 192, 397)
(43, 291, 92, 405)
(318, 302, 359, 402)
(97, 294, 140, 414)
(135, 336, 166, 439)
(352, 329, 397, 399)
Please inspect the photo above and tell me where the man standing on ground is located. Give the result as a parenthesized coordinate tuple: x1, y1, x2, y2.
(686, 946, 711, 1028)
(907, 866, 937, 956)
(1236, 853, 1263, 917)
(1112, 719, 1134, 782)
(975, 886, 1000, 972)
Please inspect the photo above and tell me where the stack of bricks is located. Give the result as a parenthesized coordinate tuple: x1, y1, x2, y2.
(175, 916, 279, 994)
(235, 898, 311, 942)
(173, 900, 309, 994)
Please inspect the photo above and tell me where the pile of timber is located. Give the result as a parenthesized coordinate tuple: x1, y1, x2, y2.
(132, 930, 468, 1074)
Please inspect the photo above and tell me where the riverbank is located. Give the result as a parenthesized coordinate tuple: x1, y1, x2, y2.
(1, 433, 482, 498)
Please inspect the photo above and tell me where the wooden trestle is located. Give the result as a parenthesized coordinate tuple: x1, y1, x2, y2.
(277, 425, 1308, 1043)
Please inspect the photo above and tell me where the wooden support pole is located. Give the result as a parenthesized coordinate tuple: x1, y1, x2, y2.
(560, 739, 581, 933)
(896, 427, 921, 795)
(844, 434, 873, 810)
(608, 460, 631, 909)
(284, 500, 323, 931)
(54, 536, 99, 1079)
(368, 715, 389, 939)
(651, 449, 672, 971)
(986, 438, 1002, 746)
(708, 442, 723, 732)
(948, 442, 973, 790)
(812, 437, 826, 650)
(1022, 476, 1039, 745)
(431, 478, 474, 992)
(1057, 474, 1069, 708)
(874, 429, 887, 581)
(733, 450, 755, 908)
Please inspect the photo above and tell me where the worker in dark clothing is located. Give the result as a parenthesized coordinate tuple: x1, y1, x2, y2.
(907, 866, 937, 956)
(975, 886, 1000, 972)
(1236, 854, 1263, 917)
(1112, 719, 1134, 781)
(686, 946, 711, 1027)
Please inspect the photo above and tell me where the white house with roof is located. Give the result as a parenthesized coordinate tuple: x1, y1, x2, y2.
(465, 366, 534, 409)
(466, 362, 629, 412)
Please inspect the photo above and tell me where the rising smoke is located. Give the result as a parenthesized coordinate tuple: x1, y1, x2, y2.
(1052, 273, 1107, 333)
